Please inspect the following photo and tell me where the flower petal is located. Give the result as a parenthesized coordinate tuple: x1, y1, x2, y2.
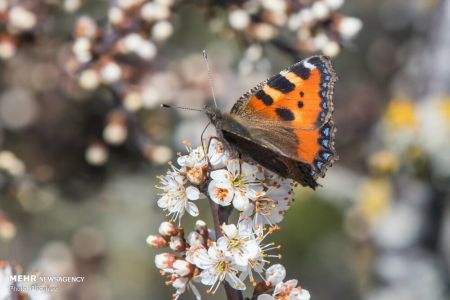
(210, 169, 230, 181)
(233, 192, 251, 211)
(217, 236, 229, 251)
(290, 288, 311, 300)
(222, 223, 237, 238)
(225, 272, 246, 290)
(186, 202, 199, 217)
(208, 181, 233, 206)
(232, 251, 248, 266)
(257, 295, 275, 300)
(265, 264, 286, 285)
(186, 186, 200, 200)
(227, 159, 241, 176)
(157, 195, 169, 208)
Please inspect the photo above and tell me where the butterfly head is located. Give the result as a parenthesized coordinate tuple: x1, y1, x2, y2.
(204, 105, 223, 128)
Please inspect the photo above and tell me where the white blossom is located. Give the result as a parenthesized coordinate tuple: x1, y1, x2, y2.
(217, 221, 260, 266)
(337, 17, 363, 40)
(241, 172, 294, 229)
(229, 9, 251, 31)
(152, 20, 174, 41)
(258, 279, 311, 300)
(156, 171, 203, 222)
(8, 6, 37, 32)
(100, 62, 122, 83)
(208, 159, 264, 211)
(187, 244, 246, 293)
(265, 264, 286, 286)
(177, 145, 208, 169)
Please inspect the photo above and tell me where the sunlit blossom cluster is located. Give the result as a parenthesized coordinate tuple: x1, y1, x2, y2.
(0, 1, 38, 59)
(157, 139, 295, 227)
(147, 139, 310, 299)
(0, 0, 82, 60)
(69, 0, 177, 164)
(71, 0, 175, 92)
(217, 0, 362, 58)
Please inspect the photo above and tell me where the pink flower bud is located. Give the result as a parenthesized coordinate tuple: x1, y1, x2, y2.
(187, 231, 204, 247)
(146, 234, 168, 248)
(158, 221, 178, 236)
(195, 220, 207, 231)
(172, 277, 188, 292)
(169, 236, 186, 252)
(173, 260, 193, 277)
(155, 253, 175, 270)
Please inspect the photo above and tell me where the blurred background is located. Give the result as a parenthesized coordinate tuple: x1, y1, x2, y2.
(0, 0, 449, 299)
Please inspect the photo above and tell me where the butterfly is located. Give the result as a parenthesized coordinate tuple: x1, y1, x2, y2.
(205, 55, 338, 189)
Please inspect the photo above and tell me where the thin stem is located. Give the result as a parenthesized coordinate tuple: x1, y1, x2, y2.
(208, 199, 244, 300)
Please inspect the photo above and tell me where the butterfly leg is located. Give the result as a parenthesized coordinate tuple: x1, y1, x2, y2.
(200, 122, 211, 161)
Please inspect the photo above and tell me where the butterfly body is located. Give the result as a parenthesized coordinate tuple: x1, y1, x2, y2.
(206, 55, 338, 189)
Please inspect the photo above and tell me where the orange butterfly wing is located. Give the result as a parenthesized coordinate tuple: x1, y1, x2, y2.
(230, 56, 337, 178)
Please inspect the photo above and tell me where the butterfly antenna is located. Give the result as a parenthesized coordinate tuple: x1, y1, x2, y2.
(202, 50, 218, 108)
(160, 104, 203, 112)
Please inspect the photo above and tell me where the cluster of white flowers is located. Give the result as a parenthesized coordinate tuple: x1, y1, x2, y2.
(222, 0, 362, 59)
(70, 1, 177, 163)
(72, 0, 175, 90)
(0, 0, 89, 60)
(156, 139, 294, 228)
(148, 139, 310, 299)
(0, 2, 37, 59)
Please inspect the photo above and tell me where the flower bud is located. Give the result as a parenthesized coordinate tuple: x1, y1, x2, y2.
(195, 220, 207, 231)
(155, 253, 175, 270)
(337, 17, 363, 40)
(265, 264, 286, 285)
(290, 288, 311, 300)
(173, 260, 193, 277)
(186, 231, 204, 247)
(172, 277, 188, 292)
(158, 221, 178, 236)
(146, 234, 168, 248)
(169, 236, 186, 252)
(186, 166, 206, 185)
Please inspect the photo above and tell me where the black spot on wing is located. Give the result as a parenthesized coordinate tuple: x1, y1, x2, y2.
(297, 101, 304, 108)
(275, 108, 295, 121)
(300, 91, 304, 97)
(255, 90, 273, 106)
(267, 74, 295, 93)
(308, 56, 322, 66)
(291, 63, 311, 80)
